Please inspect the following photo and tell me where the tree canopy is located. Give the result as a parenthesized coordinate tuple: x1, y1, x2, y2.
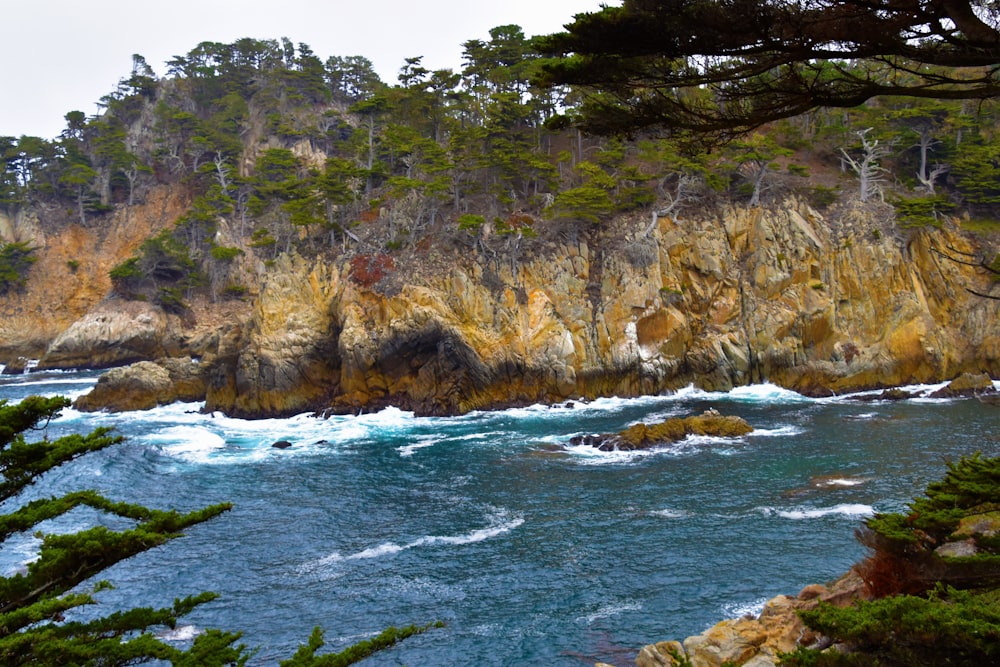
(538, 0, 1000, 140)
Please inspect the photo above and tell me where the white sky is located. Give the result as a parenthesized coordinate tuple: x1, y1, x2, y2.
(2, 0, 607, 140)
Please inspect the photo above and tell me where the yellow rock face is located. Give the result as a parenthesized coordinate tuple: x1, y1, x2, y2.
(192, 199, 999, 416)
(7, 195, 997, 416)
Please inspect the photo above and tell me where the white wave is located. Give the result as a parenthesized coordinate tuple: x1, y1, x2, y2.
(128, 405, 428, 464)
(146, 426, 227, 463)
(578, 600, 643, 624)
(158, 625, 201, 642)
(727, 383, 811, 403)
(397, 435, 445, 457)
(813, 477, 868, 488)
(844, 412, 880, 421)
(306, 515, 525, 566)
(721, 597, 769, 619)
(561, 443, 663, 465)
(834, 382, 951, 403)
(348, 542, 407, 560)
(665, 382, 813, 404)
(1, 376, 98, 388)
(563, 432, 743, 465)
(651, 508, 689, 519)
(769, 503, 875, 520)
(749, 425, 805, 437)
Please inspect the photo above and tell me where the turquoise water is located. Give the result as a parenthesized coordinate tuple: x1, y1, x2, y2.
(1, 371, 997, 666)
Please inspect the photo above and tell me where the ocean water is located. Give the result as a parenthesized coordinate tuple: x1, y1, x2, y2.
(0, 370, 997, 666)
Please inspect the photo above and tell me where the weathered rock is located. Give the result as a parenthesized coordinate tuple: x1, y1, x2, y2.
(0, 188, 194, 364)
(74, 357, 205, 412)
(271, 440, 293, 449)
(954, 511, 1000, 539)
(6, 199, 1000, 417)
(639, 573, 867, 667)
(929, 372, 997, 398)
(39, 300, 173, 370)
(636, 641, 688, 667)
(850, 387, 921, 402)
(570, 411, 753, 451)
(935, 538, 979, 559)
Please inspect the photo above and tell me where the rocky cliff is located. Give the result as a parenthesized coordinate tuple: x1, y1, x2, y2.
(201, 198, 997, 417)
(3, 196, 998, 416)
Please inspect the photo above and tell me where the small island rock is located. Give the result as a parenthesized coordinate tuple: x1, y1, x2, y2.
(570, 410, 753, 451)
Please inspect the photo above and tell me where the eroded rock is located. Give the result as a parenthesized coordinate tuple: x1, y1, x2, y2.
(74, 357, 205, 412)
(637, 573, 867, 667)
(570, 411, 753, 452)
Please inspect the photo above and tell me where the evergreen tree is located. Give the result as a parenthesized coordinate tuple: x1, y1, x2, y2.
(0, 395, 248, 665)
(0, 396, 439, 665)
(538, 0, 1000, 140)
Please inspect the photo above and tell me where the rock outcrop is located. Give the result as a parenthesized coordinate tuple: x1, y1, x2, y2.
(928, 371, 998, 398)
(74, 357, 205, 413)
(569, 411, 753, 451)
(0, 187, 197, 364)
(636, 573, 867, 667)
(198, 201, 998, 417)
(6, 198, 1000, 417)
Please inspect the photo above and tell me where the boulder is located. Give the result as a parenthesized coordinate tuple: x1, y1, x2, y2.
(638, 573, 866, 667)
(74, 357, 205, 413)
(929, 372, 997, 398)
(39, 300, 174, 370)
(570, 410, 753, 452)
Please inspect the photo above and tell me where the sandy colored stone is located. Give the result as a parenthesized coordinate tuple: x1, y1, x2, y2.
(3, 197, 998, 416)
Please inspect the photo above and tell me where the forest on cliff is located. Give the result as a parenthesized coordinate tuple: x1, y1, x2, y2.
(1, 25, 998, 307)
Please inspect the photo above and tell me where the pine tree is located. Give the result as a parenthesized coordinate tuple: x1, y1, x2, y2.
(0, 396, 439, 665)
(0, 395, 249, 665)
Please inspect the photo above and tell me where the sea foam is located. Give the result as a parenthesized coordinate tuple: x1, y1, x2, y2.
(303, 514, 525, 569)
(772, 503, 875, 520)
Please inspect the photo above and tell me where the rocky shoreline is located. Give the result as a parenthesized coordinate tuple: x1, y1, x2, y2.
(624, 572, 867, 667)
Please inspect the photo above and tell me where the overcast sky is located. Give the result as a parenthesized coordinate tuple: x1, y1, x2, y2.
(2, 0, 607, 140)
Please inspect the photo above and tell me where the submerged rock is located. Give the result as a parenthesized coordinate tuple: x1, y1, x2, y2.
(569, 410, 753, 451)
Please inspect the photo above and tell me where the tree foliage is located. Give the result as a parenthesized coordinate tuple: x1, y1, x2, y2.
(785, 455, 1000, 666)
(1, 30, 998, 303)
(0, 242, 38, 294)
(537, 0, 1000, 140)
(0, 395, 248, 665)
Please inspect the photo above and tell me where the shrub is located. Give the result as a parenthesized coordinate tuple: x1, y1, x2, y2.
(892, 195, 954, 228)
(457, 213, 485, 231)
(0, 241, 38, 294)
(784, 587, 1000, 666)
(805, 185, 839, 209)
(210, 245, 244, 261)
(349, 253, 394, 288)
(786, 455, 1000, 666)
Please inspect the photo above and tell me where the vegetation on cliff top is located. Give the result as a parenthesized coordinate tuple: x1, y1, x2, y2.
(1, 21, 998, 307)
